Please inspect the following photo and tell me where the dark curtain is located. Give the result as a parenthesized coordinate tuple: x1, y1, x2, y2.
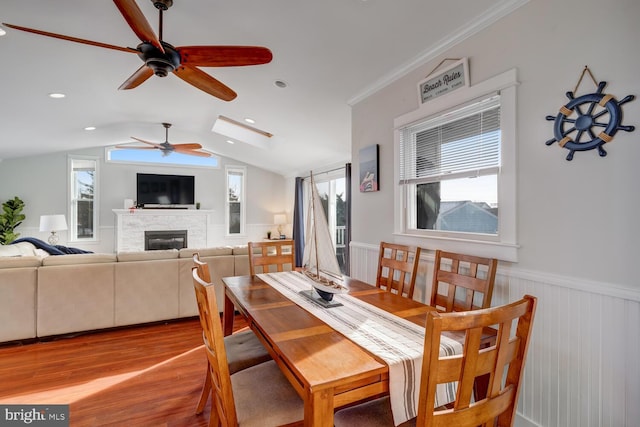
(292, 177, 305, 267)
(344, 163, 352, 275)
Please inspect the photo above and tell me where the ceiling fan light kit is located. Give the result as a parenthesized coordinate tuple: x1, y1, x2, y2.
(138, 42, 180, 77)
(3, 0, 273, 101)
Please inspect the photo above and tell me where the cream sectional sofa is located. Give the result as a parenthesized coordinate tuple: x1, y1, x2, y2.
(0, 243, 251, 343)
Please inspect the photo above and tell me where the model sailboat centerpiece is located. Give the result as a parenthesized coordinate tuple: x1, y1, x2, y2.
(300, 172, 348, 305)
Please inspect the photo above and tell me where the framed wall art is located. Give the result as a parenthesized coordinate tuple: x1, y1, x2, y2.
(359, 144, 379, 192)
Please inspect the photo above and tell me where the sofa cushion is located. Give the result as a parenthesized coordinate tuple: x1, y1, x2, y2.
(38, 263, 116, 336)
(42, 253, 117, 266)
(179, 247, 233, 258)
(0, 256, 42, 269)
(0, 267, 37, 341)
(232, 245, 249, 255)
(115, 258, 180, 326)
(117, 249, 179, 262)
(0, 242, 37, 257)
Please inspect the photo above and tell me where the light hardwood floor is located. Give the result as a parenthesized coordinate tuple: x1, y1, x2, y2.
(0, 317, 247, 426)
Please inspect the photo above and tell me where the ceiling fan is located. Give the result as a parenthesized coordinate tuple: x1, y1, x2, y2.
(2, 0, 272, 101)
(116, 122, 212, 157)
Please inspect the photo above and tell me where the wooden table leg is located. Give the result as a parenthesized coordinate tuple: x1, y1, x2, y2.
(305, 388, 334, 427)
(223, 292, 234, 337)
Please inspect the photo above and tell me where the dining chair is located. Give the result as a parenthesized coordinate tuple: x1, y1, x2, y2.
(375, 242, 422, 299)
(247, 240, 295, 276)
(192, 267, 304, 426)
(192, 254, 272, 416)
(334, 295, 538, 427)
(430, 250, 497, 313)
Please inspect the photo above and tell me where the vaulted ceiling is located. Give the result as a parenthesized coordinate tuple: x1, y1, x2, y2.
(0, 0, 519, 176)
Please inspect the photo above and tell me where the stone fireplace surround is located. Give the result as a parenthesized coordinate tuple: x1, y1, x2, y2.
(113, 209, 213, 252)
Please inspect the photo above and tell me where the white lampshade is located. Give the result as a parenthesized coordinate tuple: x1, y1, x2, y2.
(40, 214, 68, 245)
(274, 214, 287, 237)
(40, 214, 68, 232)
(273, 214, 287, 225)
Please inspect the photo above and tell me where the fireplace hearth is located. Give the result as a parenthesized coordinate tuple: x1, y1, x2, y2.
(145, 230, 188, 251)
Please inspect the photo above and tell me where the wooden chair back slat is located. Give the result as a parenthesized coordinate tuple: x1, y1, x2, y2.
(375, 242, 422, 298)
(430, 250, 497, 313)
(248, 240, 295, 276)
(416, 295, 537, 427)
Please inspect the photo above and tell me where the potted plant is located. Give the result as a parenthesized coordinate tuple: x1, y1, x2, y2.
(0, 196, 26, 245)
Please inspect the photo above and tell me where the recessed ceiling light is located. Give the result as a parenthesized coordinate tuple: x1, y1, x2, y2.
(0, 28, 6, 37)
(274, 80, 288, 88)
(244, 118, 255, 124)
(226, 140, 235, 144)
(84, 126, 96, 131)
(48, 93, 65, 99)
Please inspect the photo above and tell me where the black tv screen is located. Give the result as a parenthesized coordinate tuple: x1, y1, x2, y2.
(136, 173, 195, 206)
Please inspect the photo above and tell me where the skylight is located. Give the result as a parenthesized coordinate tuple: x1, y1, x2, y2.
(212, 115, 272, 149)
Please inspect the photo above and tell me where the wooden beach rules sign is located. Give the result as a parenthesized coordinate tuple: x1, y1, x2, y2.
(418, 58, 469, 104)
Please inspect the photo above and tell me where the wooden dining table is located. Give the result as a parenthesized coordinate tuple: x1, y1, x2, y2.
(222, 272, 441, 427)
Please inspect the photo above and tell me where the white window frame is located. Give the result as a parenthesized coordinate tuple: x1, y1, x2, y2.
(68, 155, 99, 242)
(225, 165, 246, 236)
(394, 68, 518, 262)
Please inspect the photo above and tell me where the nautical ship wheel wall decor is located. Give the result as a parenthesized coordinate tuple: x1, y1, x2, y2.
(545, 66, 635, 161)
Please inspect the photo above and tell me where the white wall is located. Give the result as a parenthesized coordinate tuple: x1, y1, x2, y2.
(350, 0, 639, 426)
(0, 146, 290, 252)
(352, 0, 639, 289)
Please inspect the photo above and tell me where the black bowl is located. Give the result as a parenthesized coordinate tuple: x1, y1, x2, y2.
(314, 287, 334, 302)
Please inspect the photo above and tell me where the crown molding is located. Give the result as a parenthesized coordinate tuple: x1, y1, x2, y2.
(347, 0, 529, 106)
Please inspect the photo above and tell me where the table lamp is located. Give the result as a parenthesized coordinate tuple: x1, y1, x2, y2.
(39, 214, 68, 245)
(274, 214, 287, 239)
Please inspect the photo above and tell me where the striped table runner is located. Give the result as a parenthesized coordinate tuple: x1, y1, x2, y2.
(258, 271, 462, 426)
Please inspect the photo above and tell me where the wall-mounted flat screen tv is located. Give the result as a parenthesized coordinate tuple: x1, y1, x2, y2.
(136, 173, 195, 207)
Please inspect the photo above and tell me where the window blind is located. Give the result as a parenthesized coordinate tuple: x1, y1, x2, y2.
(399, 95, 501, 184)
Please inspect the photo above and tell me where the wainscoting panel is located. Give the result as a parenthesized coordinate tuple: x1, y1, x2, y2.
(350, 241, 640, 427)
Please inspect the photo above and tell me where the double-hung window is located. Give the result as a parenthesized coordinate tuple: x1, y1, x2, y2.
(69, 156, 98, 242)
(226, 166, 246, 235)
(400, 95, 500, 234)
(394, 69, 518, 261)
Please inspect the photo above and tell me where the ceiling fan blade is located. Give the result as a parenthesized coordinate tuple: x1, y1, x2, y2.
(115, 145, 157, 149)
(173, 148, 212, 157)
(118, 65, 154, 90)
(113, 0, 163, 52)
(2, 23, 138, 53)
(178, 46, 273, 67)
(129, 137, 162, 148)
(173, 65, 237, 101)
(170, 143, 203, 150)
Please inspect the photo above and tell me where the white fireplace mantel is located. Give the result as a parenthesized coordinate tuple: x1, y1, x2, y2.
(113, 209, 213, 252)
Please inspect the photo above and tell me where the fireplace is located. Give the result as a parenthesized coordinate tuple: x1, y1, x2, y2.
(144, 230, 188, 251)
